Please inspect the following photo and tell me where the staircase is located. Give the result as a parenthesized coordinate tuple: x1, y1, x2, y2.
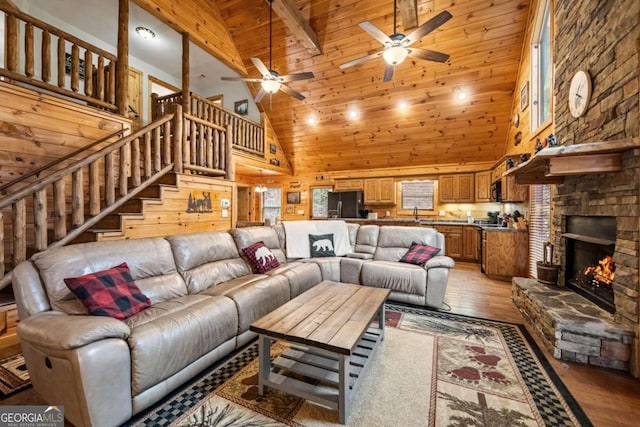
(72, 173, 179, 243)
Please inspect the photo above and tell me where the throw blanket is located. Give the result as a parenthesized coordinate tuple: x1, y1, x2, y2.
(283, 220, 351, 258)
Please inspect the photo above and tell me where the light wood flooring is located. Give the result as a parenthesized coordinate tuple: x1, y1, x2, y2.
(3, 262, 640, 425)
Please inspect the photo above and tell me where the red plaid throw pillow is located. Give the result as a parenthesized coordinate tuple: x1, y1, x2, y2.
(242, 241, 280, 273)
(399, 242, 441, 266)
(64, 262, 151, 320)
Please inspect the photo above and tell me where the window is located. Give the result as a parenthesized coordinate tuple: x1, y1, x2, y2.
(529, 185, 551, 278)
(262, 187, 281, 223)
(400, 180, 435, 211)
(311, 187, 331, 218)
(530, 0, 552, 131)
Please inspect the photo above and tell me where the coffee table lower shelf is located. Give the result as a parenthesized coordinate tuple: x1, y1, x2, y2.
(257, 326, 383, 424)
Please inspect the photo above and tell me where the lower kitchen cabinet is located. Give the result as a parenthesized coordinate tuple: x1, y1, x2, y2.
(462, 226, 478, 260)
(436, 225, 478, 261)
(482, 230, 528, 280)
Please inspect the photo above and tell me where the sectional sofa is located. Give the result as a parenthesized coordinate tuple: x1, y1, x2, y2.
(12, 222, 454, 427)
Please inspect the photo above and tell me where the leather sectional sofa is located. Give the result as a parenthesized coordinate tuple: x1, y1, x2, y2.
(12, 223, 454, 427)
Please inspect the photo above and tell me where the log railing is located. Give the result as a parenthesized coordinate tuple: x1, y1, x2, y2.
(0, 5, 118, 111)
(182, 113, 232, 179)
(190, 93, 264, 157)
(152, 91, 265, 157)
(0, 111, 182, 289)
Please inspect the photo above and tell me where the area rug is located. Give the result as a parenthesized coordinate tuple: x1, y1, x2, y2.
(0, 353, 31, 398)
(129, 304, 591, 426)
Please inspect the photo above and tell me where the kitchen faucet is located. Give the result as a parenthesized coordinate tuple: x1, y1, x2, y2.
(413, 206, 418, 220)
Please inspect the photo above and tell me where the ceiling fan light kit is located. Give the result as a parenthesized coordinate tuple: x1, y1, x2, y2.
(220, 0, 314, 103)
(339, 0, 452, 82)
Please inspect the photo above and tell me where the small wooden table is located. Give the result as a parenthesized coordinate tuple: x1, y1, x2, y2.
(250, 280, 390, 424)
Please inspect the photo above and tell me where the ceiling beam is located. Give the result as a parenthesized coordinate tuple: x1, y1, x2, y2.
(398, 0, 419, 31)
(269, 0, 322, 55)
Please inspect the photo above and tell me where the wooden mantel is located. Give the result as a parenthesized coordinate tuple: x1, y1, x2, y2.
(504, 138, 640, 185)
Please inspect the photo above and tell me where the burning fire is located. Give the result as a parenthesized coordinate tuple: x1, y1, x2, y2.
(583, 256, 616, 285)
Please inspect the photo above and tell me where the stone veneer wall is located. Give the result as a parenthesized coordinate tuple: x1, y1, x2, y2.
(551, 0, 640, 329)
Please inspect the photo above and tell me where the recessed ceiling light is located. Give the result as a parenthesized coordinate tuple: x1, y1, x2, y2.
(456, 91, 468, 101)
(398, 100, 409, 110)
(348, 109, 359, 119)
(307, 116, 317, 125)
(136, 26, 156, 40)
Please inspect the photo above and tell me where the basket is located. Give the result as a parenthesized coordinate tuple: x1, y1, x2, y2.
(536, 261, 560, 286)
(536, 241, 560, 286)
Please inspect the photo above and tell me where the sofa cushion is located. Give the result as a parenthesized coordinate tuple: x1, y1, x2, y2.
(361, 261, 427, 296)
(166, 231, 252, 294)
(33, 238, 185, 314)
(309, 233, 336, 257)
(242, 242, 280, 273)
(400, 242, 441, 266)
(355, 225, 380, 255)
(266, 262, 322, 298)
(200, 275, 290, 334)
(124, 294, 237, 397)
(374, 226, 443, 261)
(64, 263, 151, 320)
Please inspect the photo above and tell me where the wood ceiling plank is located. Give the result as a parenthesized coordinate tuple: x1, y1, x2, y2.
(398, 0, 419, 31)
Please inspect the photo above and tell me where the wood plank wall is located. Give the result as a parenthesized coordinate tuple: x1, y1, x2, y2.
(96, 174, 234, 241)
(0, 81, 130, 187)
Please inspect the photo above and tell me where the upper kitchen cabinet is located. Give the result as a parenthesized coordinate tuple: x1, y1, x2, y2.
(439, 174, 475, 203)
(333, 179, 364, 191)
(475, 171, 491, 202)
(364, 178, 396, 204)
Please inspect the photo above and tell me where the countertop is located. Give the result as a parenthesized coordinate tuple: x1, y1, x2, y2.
(338, 218, 528, 232)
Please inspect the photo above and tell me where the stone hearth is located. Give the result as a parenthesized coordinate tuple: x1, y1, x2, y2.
(513, 278, 633, 371)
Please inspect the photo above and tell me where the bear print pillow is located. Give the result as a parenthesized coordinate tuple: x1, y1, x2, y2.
(309, 234, 336, 257)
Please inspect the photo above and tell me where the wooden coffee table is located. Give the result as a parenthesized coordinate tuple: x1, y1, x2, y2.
(250, 280, 390, 424)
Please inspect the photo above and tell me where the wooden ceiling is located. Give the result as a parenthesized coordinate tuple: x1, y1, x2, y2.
(222, 0, 531, 175)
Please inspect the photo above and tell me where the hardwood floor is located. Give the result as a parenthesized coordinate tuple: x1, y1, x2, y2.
(447, 262, 640, 427)
(3, 263, 640, 425)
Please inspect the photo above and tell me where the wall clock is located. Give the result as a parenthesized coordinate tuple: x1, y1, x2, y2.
(568, 70, 592, 118)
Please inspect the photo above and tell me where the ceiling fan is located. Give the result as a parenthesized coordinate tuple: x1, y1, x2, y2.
(221, 0, 314, 103)
(339, 0, 452, 82)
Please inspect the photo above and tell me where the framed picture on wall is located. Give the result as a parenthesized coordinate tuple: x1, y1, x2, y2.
(234, 99, 249, 115)
(520, 81, 529, 111)
(270, 143, 277, 154)
(286, 191, 301, 204)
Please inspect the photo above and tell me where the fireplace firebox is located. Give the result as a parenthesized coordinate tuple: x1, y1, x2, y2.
(563, 216, 616, 314)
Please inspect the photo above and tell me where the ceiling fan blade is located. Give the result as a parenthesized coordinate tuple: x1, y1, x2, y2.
(280, 71, 315, 82)
(339, 51, 384, 69)
(409, 48, 450, 63)
(383, 65, 394, 82)
(221, 76, 264, 82)
(359, 21, 393, 45)
(254, 88, 267, 103)
(251, 57, 272, 76)
(403, 10, 453, 45)
(280, 84, 305, 100)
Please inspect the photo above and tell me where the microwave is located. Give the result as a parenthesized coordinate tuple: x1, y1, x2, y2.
(490, 180, 502, 202)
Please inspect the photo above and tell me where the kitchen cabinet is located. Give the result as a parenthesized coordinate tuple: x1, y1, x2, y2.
(437, 226, 463, 259)
(491, 162, 506, 183)
(475, 171, 491, 202)
(502, 176, 528, 202)
(438, 174, 475, 203)
(463, 226, 479, 260)
(363, 178, 396, 204)
(334, 179, 363, 191)
(482, 229, 528, 280)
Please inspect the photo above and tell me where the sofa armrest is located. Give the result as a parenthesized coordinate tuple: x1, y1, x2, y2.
(424, 255, 455, 269)
(17, 311, 130, 351)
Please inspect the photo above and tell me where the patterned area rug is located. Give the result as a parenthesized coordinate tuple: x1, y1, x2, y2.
(0, 353, 31, 398)
(129, 304, 591, 426)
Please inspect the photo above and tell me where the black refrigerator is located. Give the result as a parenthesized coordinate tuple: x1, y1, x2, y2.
(328, 191, 364, 218)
